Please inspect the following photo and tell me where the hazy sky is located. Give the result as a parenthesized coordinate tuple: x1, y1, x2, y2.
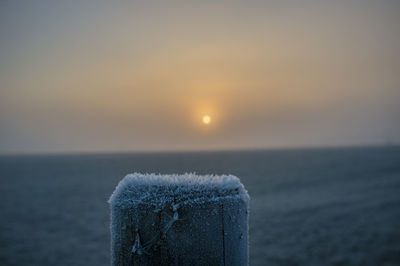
(1, 0, 399, 154)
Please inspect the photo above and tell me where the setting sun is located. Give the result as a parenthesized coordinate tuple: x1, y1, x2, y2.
(202, 115, 211, 125)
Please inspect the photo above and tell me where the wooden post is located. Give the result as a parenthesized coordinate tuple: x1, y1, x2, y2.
(109, 173, 249, 266)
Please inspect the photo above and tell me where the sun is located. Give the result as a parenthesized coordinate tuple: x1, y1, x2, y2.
(202, 115, 211, 125)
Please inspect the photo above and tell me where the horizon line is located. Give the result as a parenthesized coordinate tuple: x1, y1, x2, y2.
(0, 143, 398, 157)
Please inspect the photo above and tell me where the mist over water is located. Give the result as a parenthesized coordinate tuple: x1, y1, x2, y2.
(0, 147, 399, 265)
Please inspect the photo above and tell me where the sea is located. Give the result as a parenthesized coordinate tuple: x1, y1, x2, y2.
(0, 147, 399, 266)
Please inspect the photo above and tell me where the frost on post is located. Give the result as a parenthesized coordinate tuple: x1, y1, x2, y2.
(108, 173, 249, 266)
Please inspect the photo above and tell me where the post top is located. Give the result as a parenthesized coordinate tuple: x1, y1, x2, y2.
(108, 173, 249, 209)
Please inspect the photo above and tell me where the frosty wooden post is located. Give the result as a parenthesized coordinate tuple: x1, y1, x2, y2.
(109, 173, 249, 266)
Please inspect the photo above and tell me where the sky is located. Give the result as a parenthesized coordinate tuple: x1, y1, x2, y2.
(1, 0, 399, 154)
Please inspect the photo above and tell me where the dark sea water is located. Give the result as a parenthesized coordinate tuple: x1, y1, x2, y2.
(0, 147, 399, 266)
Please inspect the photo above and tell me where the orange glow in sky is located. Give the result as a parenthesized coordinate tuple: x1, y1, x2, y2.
(0, 1, 399, 153)
(202, 115, 211, 125)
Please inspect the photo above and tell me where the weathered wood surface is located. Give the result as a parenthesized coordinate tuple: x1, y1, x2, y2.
(109, 174, 249, 266)
(111, 198, 248, 266)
